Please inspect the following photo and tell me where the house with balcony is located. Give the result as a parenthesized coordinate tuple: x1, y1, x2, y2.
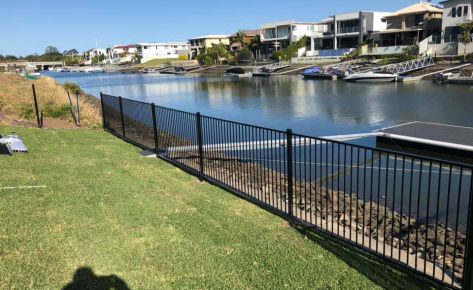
(259, 20, 318, 58)
(110, 45, 138, 64)
(440, 0, 473, 43)
(367, 2, 443, 55)
(188, 35, 230, 58)
(307, 11, 390, 57)
(136, 42, 190, 63)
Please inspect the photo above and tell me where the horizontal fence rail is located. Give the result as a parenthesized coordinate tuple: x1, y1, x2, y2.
(100, 92, 473, 289)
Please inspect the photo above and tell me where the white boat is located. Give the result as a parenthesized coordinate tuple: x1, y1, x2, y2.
(56, 67, 70, 72)
(344, 71, 398, 83)
(84, 67, 105, 73)
(224, 67, 252, 78)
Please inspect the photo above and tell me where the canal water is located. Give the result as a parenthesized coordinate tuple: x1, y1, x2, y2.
(45, 71, 473, 138)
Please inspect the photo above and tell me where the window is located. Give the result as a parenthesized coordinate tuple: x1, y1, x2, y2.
(452, 7, 457, 18)
(381, 18, 387, 23)
(415, 14, 424, 26)
(458, 6, 462, 17)
(465, 6, 469, 16)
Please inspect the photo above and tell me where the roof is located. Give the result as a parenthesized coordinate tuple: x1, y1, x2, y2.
(229, 30, 260, 38)
(112, 44, 136, 49)
(137, 42, 189, 46)
(188, 35, 230, 40)
(386, 2, 443, 17)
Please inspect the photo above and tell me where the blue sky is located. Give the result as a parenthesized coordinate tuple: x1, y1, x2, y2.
(1, 0, 440, 56)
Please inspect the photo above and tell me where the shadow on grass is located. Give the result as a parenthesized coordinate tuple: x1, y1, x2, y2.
(62, 267, 131, 290)
(292, 224, 445, 290)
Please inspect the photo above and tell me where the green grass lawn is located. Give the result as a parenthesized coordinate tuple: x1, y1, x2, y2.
(0, 127, 440, 289)
(134, 58, 177, 69)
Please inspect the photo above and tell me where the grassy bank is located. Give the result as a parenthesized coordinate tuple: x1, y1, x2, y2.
(0, 73, 101, 128)
(134, 58, 177, 69)
(0, 126, 439, 289)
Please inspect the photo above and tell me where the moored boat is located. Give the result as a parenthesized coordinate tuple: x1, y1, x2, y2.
(344, 71, 398, 83)
(224, 67, 252, 78)
(84, 66, 105, 73)
(301, 67, 335, 80)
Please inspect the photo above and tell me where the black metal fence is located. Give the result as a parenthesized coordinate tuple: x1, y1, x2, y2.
(101, 93, 473, 289)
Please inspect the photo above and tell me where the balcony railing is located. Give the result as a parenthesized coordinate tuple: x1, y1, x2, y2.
(338, 27, 360, 34)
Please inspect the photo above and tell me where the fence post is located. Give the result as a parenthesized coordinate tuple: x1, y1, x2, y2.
(151, 103, 159, 155)
(286, 129, 294, 218)
(31, 84, 41, 128)
(462, 176, 473, 290)
(118, 96, 125, 138)
(100, 92, 106, 130)
(196, 112, 204, 181)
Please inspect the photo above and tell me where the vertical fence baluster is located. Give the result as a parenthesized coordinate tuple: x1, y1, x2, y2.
(462, 173, 473, 289)
(196, 112, 204, 181)
(100, 92, 106, 130)
(151, 103, 159, 154)
(118, 96, 125, 137)
(286, 129, 294, 219)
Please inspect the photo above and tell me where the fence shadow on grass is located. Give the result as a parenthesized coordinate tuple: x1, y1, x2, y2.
(62, 267, 131, 290)
(292, 224, 442, 290)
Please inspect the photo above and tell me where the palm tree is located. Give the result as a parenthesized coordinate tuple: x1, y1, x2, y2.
(234, 31, 247, 48)
(459, 22, 473, 62)
(249, 35, 262, 60)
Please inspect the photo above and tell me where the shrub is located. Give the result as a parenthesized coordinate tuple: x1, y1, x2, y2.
(19, 105, 35, 120)
(63, 82, 83, 95)
(44, 103, 71, 119)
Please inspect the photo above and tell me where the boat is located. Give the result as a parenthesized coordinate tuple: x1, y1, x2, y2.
(434, 72, 473, 85)
(84, 67, 105, 73)
(344, 71, 398, 83)
(224, 67, 252, 78)
(301, 67, 336, 80)
(56, 67, 70, 72)
(160, 67, 186, 75)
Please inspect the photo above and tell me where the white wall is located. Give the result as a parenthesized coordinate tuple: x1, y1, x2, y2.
(442, 0, 473, 30)
(140, 43, 190, 62)
(371, 12, 390, 32)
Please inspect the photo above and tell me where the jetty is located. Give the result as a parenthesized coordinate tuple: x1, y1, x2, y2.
(402, 63, 472, 82)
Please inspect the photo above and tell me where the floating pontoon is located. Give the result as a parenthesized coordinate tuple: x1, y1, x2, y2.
(377, 122, 473, 161)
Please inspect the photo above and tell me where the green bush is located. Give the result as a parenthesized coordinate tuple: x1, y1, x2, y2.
(44, 103, 71, 119)
(19, 105, 35, 120)
(63, 82, 83, 95)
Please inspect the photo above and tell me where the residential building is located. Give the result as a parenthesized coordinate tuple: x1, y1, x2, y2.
(188, 35, 230, 58)
(259, 20, 318, 57)
(440, 0, 473, 42)
(136, 42, 191, 63)
(229, 30, 260, 52)
(371, 2, 443, 47)
(85, 48, 109, 65)
(308, 11, 390, 56)
(110, 44, 138, 64)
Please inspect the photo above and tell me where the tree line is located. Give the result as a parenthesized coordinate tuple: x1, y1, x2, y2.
(0, 46, 81, 63)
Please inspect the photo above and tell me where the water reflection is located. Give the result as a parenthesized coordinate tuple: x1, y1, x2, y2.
(46, 72, 473, 137)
